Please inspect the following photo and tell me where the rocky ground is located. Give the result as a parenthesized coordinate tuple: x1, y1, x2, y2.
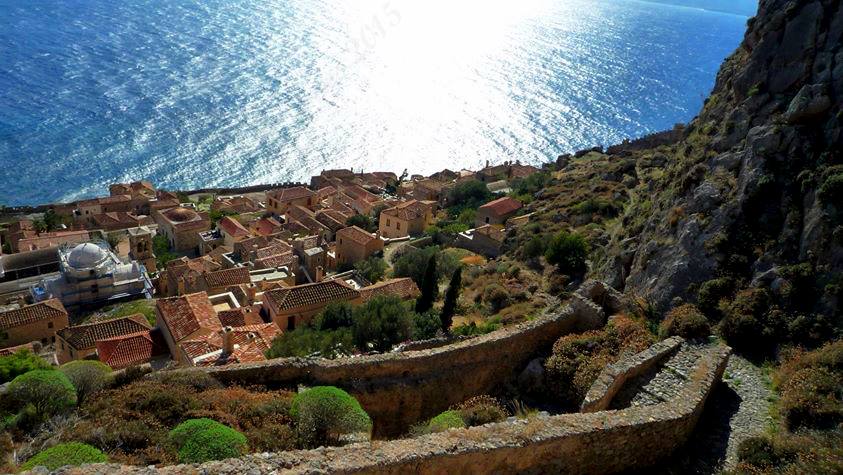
(656, 354, 774, 474)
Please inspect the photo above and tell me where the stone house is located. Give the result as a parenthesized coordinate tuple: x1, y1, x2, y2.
(455, 225, 507, 258)
(155, 291, 223, 365)
(55, 314, 151, 364)
(77, 195, 135, 225)
(475, 196, 523, 227)
(14, 230, 91, 253)
(218, 216, 251, 247)
(94, 328, 168, 369)
(212, 195, 260, 214)
(378, 200, 435, 238)
(252, 216, 284, 237)
(153, 206, 211, 253)
(266, 186, 316, 215)
(0, 299, 68, 348)
(262, 280, 360, 330)
(90, 212, 154, 232)
(335, 226, 384, 268)
(357, 277, 420, 303)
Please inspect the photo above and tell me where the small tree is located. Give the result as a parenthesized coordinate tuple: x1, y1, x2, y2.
(440, 267, 462, 332)
(20, 443, 107, 471)
(659, 304, 711, 340)
(169, 418, 248, 463)
(315, 302, 355, 331)
(7, 370, 77, 418)
(346, 214, 372, 231)
(0, 349, 49, 384)
(412, 311, 442, 340)
(354, 256, 387, 283)
(59, 360, 112, 404)
(291, 386, 371, 447)
(415, 254, 438, 313)
(353, 295, 413, 352)
(545, 231, 589, 276)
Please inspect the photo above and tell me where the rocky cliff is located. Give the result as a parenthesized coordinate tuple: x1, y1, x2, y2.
(597, 0, 843, 314)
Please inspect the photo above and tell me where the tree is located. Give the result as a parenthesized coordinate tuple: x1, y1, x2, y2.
(440, 267, 462, 332)
(354, 256, 387, 283)
(447, 180, 492, 216)
(352, 295, 413, 352)
(152, 234, 177, 267)
(20, 443, 107, 471)
(416, 254, 438, 313)
(413, 311, 442, 340)
(169, 418, 248, 463)
(0, 349, 49, 384)
(315, 302, 355, 331)
(59, 360, 112, 404)
(7, 370, 77, 419)
(34, 209, 61, 233)
(545, 231, 589, 276)
(290, 386, 371, 447)
(346, 214, 372, 231)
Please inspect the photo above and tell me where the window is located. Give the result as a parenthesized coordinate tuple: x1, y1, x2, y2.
(485, 216, 490, 224)
(396, 222, 401, 230)
(387, 219, 391, 226)
(48, 321, 53, 329)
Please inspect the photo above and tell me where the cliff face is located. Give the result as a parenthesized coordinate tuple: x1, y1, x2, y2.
(598, 0, 842, 312)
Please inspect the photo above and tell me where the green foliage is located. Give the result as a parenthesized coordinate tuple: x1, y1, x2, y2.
(452, 318, 501, 336)
(571, 198, 620, 217)
(511, 171, 550, 197)
(346, 214, 374, 232)
(545, 231, 589, 276)
(102, 299, 158, 326)
(521, 235, 547, 261)
(169, 418, 248, 463)
(7, 369, 76, 419)
(427, 410, 465, 432)
(544, 316, 654, 408)
(152, 234, 177, 267)
(315, 302, 355, 331)
(659, 304, 711, 340)
(775, 341, 843, 430)
(457, 208, 476, 226)
(696, 277, 735, 317)
(209, 209, 237, 226)
(266, 327, 353, 359)
(59, 360, 112, 404)
(33, 209, 62, 233)
(393, 246, 459, 289)
(718, 288, 778, 356)
(352, 295, 413, 352)
(354, 256, 387, 283)
(415, 254, 438, 313)
(290, 386, 371, 447)
(737, 436, 779, 468)
(0, 349, 49, 384)
(456, 395, 508, 427)
(412, 311, 442, 340)
(483, 284, 511, 313)
(440, 268, 462, 331)
(20, 443, 107, 471)
(446, 180, 492, 217)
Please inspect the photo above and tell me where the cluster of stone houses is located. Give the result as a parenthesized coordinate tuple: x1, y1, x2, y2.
(0, 162, 539, 370)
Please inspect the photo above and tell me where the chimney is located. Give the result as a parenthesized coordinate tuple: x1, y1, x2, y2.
(222, 326, 234, 354)
(246, 283, 257, 303)
(315, 266, 324, 282)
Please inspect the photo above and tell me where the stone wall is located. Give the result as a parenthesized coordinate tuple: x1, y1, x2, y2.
(580, 336, 684, 412)
(59, 342, 730, 475)
(177, 281, 619, 437)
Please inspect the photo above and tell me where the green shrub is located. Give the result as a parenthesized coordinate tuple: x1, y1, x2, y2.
(427, 410, 465, 432)
(0, 349, 49, 384)
(718, 288, 777, 355)
(314, 302, 355, 331)
(521, 235, 546, 260)
(659, 304, 711, 339)
(412, 311, 442, 340)
(818, 173, 843, 205)
(545, 231, 589, 276)
(59, 360, 112, 403)
(20, 442, 107, 471)
(737, 436, 778, 467)
(483, 284, 511, 313)
(266, 327, 353, 359)
(169, 418, 247, 463)
(354, 257, 387, 283)
(7, 369, 76, 418)
(290, 386, 371, 447)
(352, 295, 413, 352)
(149, 368, 221, 391)
(779, 367, 842, 430)
(696, 277, 734, 316)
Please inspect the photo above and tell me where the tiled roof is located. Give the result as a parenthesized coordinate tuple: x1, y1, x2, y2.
(202, 267, 251, 289)
(56, 314, 151, 350)
(341, 185, 380, 203)
(95, 329, 167, 370)
(0, 299, 67, 330)
(287, 205, 315, 221)
(478, 197, 522, 216)
(219, 216, 250, 238)
(381, 200, 429, 221)
(337, 226, 377, 245)
(268, 186, 314, 201)
(156, 292, 221, 342)
(0, 342, 39, 357)
(264, 280, 360, 311)
(254, 252, 297, 270)
(291, 215, 330, 236)
(166, 256, 221, 283)
(254, 217, 283, 236)
(188, 323, 281, 366)
(217, 307, 264, 327)
(358, 278, 421, 303)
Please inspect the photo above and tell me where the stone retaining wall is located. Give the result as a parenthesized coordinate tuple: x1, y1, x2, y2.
(175, 281, 621, 437)
(58, 342, 730, 475)
(580, 336, 685, 412)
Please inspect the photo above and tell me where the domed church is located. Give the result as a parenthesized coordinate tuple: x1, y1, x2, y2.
(31, 241, 151, 311)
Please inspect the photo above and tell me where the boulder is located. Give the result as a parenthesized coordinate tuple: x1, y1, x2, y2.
(783, 83, 832, 124)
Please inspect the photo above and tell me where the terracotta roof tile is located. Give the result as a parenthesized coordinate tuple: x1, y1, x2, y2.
(219, 216, 250, 238)
(264, 280, 359, 311)
(358, 278, 421, 303)
(95, 329, 167, 369)
(217, 308, 264, 327)
(381, 200, 429, 221)
(156, 292, 221, 342)
(267, 186, 314, 201)
(337, 226, 378, 246)
(478, 196, 522, 216)
(0, 299, 67, 330)
(202, 267, 251, 289)
(56, 314, 151, 350)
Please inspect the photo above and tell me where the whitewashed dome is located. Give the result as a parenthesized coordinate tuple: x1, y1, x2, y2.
(67, 242, 108, 269)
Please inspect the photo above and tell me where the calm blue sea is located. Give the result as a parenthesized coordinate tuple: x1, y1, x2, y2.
(0, 0, 754, 206)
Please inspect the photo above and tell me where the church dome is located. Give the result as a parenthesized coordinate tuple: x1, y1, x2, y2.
(67, 242, 108, 269)
(164, 207, 198, 223)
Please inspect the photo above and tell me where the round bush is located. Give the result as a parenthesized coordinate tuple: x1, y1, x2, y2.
(169, 418, 247, 463)
(291, 386, 371, 447)
(456, 395, 508, 427)
(59, 360, 112, 403)
(659, 304, 711, 340)
(7, 369, 76, 417)
(737, 436, 778, 467)
(427, 410, 466, 432)
(20, 442, 107, 471)
(544, 231, 589, 276)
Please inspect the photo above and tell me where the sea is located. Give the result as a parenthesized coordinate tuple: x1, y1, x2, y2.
(0, 0, 755, 206)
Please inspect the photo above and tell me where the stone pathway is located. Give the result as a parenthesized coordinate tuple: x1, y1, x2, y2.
(655, 354, 775, 474)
